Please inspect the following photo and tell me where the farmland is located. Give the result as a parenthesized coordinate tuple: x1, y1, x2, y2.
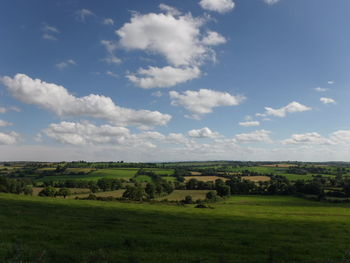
(1, 194, 350, 262)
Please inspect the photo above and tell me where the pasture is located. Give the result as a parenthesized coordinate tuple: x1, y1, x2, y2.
(1, 194, 350, 262)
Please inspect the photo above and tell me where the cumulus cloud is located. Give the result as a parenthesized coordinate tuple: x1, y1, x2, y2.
(116, 10, 223, 67)
(75, 8, 95, 22)
(170, 89, 244, 118)
(201, 31, 227, 46)
(283, 132, 333, 145)
(320, 97, 336, 104)
(55, 59, 76, 70)
(239, 121, 260, 127)
(0, 131, 19, 145)
(331, 130, 350, 144)
(127, 66, 201, 89)
(263, 0, 280, 5)
(101, 40, 121, 64)
(103, 18, 114, 26)
(257, 101, 311, 118)
(42, 121, 191, 148)
(44, 121, 131, 145)
(1, 74, 171, 129)
(199, 0, 235, 13)
(314, 87, 328, 92)
(0, 120, 12, 127)
(188, 127, 219, 138)
(234, 130, 272, 143)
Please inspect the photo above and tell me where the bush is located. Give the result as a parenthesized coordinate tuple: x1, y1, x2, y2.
(39, 186, 57, 197)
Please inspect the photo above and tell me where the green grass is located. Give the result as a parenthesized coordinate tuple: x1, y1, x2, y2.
(36, 168, 175, 182)
(156, 190, 211, 201)
(134, 175, 153, 182)
(1, 194, 350, 263)
(36, 168, 138, 182)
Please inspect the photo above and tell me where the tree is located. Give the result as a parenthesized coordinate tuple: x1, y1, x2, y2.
(122, 185, 147, 201)
(216, 184, 230, 197)
(145, 183, 156, 199)
(39, 186, 57, 197)
(206, 191, 217, 201)
(23, 185, 33, 196)
(183, 195, 193, 204)
(57, 188, 71, 199)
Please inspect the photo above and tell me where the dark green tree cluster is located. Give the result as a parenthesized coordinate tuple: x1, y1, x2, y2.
(0, 177, 33, 195)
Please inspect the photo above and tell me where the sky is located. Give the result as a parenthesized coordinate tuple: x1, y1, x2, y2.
(0, 0, 350, 162)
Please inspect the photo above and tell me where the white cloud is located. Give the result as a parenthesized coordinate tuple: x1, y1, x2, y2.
(101, 40, 121, 65)
(188, 127, 219, 138)
(1, 74, 171, 129)
(106, 71, 118, 78)
(331, 130, 350, 144)
(263, 0, 281, 5)
(170, 89, 244, 118)
(103, 18, 114, 26)
(199, 0, 235, 13)
(44, 121, 130, 145)
(234, 130, 272, 143)
(258, 101, 311, 118)
(159, 4, 182, 16)
(42, 23, 59, 33)
(239, 121, 260, 127)
(202, 31, 227, 46)
(283, 132, 332, 145)
(0, 107, 6, 114)
(42, 34, 57, 41)
(0, 131, 19, 145)
(55, 59, 76, 70)
(42, 23, 59, 41)
(328, 80, 335, 85)
(75, 8, 95, 22)
(314, 87, 328, 92)
(127, 66, 201, 89)
(320, 97, 336, 104)
(42, 121, 191, 148)
(0, 120, 12, 127)
(116, 11, 222, 67)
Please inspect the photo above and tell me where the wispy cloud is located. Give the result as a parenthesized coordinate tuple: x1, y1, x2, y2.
(55, 59, 77, 70)
(75, 8, 95, 22)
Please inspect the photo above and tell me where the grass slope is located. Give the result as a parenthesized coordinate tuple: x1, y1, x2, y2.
(1, 194, 350, 263)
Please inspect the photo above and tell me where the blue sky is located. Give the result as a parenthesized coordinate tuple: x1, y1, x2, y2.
(0, 0, 349, 162)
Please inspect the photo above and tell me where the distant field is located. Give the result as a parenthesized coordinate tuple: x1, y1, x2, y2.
(260, 164, 296, 168)
(184, 176, 229, 182)
(242, 176, 271, 182)
(134, 175, 153, 182)
(156, 190, 211, 201)
(1, 194, 350, 262)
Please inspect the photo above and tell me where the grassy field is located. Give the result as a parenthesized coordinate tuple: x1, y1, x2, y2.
(35, 168, 175, 182)
(156, 190, 211, 201)
(1, 194, 350, 262)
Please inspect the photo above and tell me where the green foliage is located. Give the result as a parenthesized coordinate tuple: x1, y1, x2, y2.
(38, 186, 56, 197)
(57, 188, 71, 199)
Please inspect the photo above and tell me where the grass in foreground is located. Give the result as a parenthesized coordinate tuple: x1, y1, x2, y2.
(0, 194, 350, 263)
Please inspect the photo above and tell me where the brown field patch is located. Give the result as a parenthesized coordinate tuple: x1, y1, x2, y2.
(242, 176, 271, 182)
(261, 164, 296, 168)
(190, 171, 202, 175)
(184, 176, 229, 182)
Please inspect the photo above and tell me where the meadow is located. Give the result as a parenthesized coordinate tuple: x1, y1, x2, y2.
(1, 194, 350, 263)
